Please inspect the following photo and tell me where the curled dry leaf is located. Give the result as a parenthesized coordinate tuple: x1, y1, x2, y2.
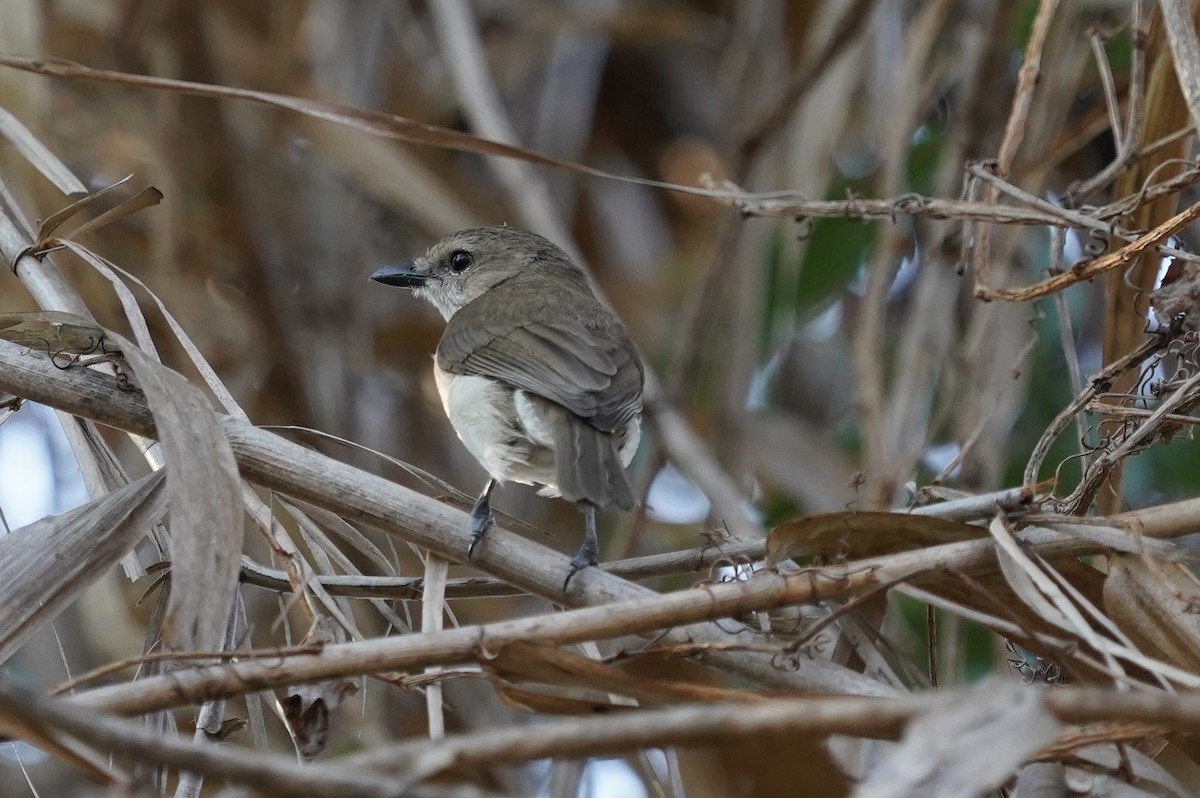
(34, 173, 135, 241)
(766, 511, 985, 567)
(282, 616, 359, 760)
(56, 185, 163, 243)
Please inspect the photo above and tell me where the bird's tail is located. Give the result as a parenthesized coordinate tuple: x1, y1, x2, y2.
(555, 419, 636, 511)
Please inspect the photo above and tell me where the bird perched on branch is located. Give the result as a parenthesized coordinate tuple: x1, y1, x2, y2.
(371, 226, 644, 586)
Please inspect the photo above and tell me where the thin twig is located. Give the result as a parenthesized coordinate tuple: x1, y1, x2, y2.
(1048, 227, 1091, 475)
(1025, 335, 1164, 486)
(1069, 5, 1149, 201)
(973, 0, 1062, 290)
(1083, 401, 1200, 425)
(1090, 26, 1125, 146)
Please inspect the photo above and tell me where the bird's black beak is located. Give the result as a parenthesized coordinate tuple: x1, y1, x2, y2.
(370, 262, 428, 288)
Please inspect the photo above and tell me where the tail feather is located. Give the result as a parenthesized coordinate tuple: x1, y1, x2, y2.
(555, 419, 636, 510)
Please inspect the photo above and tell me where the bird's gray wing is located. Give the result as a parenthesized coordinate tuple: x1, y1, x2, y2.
(436, 293, 643, 433)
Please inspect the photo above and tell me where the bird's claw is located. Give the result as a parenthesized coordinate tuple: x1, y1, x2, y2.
(466, 512, 494, 559)
(562, 549, 597, 591)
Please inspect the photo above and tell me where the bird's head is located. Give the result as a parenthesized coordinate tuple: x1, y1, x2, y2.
(370, 226, 580, 320)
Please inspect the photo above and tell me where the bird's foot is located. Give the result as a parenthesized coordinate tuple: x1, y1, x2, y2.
(467, 482, 496, 558)
(563, 502, 601, 590)
(562, 540, 599, 591)
(467, 510, 494, 558)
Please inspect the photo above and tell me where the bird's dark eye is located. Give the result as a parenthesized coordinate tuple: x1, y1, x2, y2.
(449, 250, 473, 272)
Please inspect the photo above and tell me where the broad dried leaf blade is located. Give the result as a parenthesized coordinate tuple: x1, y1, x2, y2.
(767, 511, 984, 566)
(0, 470, 165, 663)
(8, 312, 245, 652)
(120, 337, 243, 653)
(1104, 555, 1200, 673)
(855, 681, 1061, 798)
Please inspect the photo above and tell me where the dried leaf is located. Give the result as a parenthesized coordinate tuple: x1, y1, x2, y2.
(116, 336, 243, 653)
(766, 511, 984, 566)
(487, 640, 762, 707)
(35, 174, 135, 240)
(4, 312, 243, 653)
(0, 310, 117, 359)
(58, 243, 160, 360)
(59, 185, 163, 241)
(282, 617, 359, 760)
(60, 239, 250, 418)
(57, 415, 169, 580)
(855, 680, 1061, 798)
(0, 105, 87, 195)
(989, 517, 1164, 686)
(493, 681, 627, 715)
(0, 470, 165, 663)
(1104, 556, 1200, 673)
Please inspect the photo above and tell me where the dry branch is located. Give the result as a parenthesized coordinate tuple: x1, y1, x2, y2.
(976, 199, 1200, 302)
(0, 681, 407, 798)
(61, 507, 1200, 716)
(0, 337, 883, 698)
(296, 686, 1200, 776)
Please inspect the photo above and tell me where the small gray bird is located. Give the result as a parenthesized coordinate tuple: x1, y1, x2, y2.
(371, 227, 644, 583)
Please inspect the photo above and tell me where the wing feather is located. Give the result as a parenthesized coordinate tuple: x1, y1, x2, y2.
(436, 279, 642, 432)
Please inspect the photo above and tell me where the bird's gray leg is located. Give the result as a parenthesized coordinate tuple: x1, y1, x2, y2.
(467, 479, 497, 557)
(564, 502, 599, 589)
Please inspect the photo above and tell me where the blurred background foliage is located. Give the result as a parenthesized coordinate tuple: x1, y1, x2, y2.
(3, 0, 1199, 794)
